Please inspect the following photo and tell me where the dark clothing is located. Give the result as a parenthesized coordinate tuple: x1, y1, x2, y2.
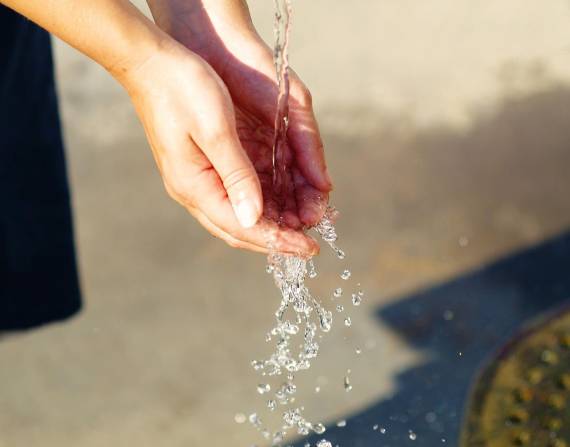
(0, 6, 81, 330)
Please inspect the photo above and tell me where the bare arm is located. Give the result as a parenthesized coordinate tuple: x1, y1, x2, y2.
(0, 0, 317, 255)
(146, 0, 333, 227)
(1, 0, 167, 84)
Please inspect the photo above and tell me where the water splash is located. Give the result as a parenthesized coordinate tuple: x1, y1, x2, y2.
(243, 2, 366, 445)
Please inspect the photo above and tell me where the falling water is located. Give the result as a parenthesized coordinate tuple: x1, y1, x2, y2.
(243, 2, 365, 446)
(272, 0, 293, 207)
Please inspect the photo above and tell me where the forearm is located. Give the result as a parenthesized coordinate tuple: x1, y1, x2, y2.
(146, 0, 258, 49)
(1, 0, 169, 83)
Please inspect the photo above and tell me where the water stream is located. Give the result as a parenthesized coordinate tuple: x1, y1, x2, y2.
(242, 2, 364, 446)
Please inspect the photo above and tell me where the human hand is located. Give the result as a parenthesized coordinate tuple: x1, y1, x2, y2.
(122, 41, 319, 255)
(147, 0, 333, 229)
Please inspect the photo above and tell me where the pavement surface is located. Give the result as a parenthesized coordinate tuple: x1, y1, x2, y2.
(1, 1, 570, 446)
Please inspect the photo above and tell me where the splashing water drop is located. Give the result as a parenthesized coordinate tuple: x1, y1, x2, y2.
(308, 259, 317, 279)
(313, 423, 326, 434)
(251, 360, 264, 371)
(234, 413, 246, 424)
(409, 430, 417, 440)
(257, 384, 271, 395)
(340, 269, 351, 280)
(333, 288, 343, 298)
(372, 424, 379, 431)
(380, 427, 387, 434)
(317, 440, 332, 447)
(351, 293, 362, 306)
(249, 413, 263, 429)
(267, 399, 277, 411)
(344, 374, 353, 392)
(336, 304, 344, 313)
(344, 317, 352, 327)
(336, 420, 347, 427)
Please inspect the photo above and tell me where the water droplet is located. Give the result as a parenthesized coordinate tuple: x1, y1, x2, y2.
(344, 375, 353, 392)
(317, 440, 332, 447)
(336, 249, 346, 260)
(251, 360, 264, 371)
(313, 423, 326, 434)
(307, 259, 317, 278)
(318, 310, 333, 333)
(340, 269, 351, 280)
(234, 413, 246, 424)
(267, 400, 277, 411)
(344, 317, 352, 327)
(409, 430, 417, 441)
(355, 347, 362, 355)
(441, 438, 447, 443)
(336, 420, 347, 427)
(333, 288, 343, 298)
(266, 265, 274, 274)
(351, 293, 362, 306)
(257, 384, 271, 394)
(249, 413, 263, 428)
(336, 304, 344, 312)
(372, 424, 379, 430)
(284, 382, 297, 395)
(380, 427, 387, 434)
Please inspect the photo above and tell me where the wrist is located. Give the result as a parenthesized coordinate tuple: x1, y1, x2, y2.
(146, 0, 260, 53)
(105, 20, 174, 88)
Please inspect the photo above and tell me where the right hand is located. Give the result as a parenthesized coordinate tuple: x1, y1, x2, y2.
(121, 42, 319, 256)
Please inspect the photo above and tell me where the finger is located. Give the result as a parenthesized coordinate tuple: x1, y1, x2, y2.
(190, 170, 320, 257)
(286, 73, 333, 193)
(293, 167, 329, 227)
(189, 81, 263, 229)
(189, 206, 269, 254)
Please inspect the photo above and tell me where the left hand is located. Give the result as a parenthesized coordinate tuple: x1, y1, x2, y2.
(147, 0, 333, 230)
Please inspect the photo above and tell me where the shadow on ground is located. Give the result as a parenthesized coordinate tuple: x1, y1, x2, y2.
(296, 231, 570, 447)
(293, 79, 570, 447)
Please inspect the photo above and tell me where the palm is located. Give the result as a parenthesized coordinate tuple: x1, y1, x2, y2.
(221, 41, 330, 229)
(149, 4, 331, 225)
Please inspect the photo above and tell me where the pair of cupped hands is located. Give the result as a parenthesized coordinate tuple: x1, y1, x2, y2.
(124, 1, 332, 257)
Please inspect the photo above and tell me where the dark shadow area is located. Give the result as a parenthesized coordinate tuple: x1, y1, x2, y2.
(292, 78, 570, 446)
(296, 232, 570, 447)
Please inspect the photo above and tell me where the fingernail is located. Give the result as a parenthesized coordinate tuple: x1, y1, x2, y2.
(233, 198, 260, 229)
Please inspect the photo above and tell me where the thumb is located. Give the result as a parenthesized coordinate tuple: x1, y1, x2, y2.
(196, 126, 263, 229)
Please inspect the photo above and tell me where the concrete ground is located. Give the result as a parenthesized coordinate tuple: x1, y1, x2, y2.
(1, 1, 570, 446)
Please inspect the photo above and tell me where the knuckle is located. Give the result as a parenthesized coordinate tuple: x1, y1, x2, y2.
(164, 178, 195, 206)
(222, 167, 256, 192)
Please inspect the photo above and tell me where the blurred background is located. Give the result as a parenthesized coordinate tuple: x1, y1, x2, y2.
(1, 1, 570, 446)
